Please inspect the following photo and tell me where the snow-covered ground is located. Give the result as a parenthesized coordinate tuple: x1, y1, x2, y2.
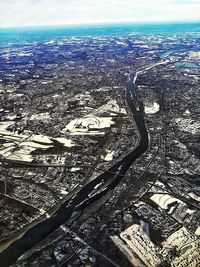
(144, 102, 160, 114)
(63, 116, 115, 135)
(54, 137, 74, 147)
(150, 193, 183, 210)
(30, 112, 51, 121)
(94, 100, 126, 115)
(114, 223, 200, 267)
(0, 121, 75, 162)
(104, 150, 115, 161)
(175, 118, 200, 134)
(188, 51, 200, 59)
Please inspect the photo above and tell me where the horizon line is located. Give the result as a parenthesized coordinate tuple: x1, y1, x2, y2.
(0, 20, 200, 30)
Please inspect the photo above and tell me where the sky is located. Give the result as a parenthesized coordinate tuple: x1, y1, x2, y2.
(0, 0, 200, 28)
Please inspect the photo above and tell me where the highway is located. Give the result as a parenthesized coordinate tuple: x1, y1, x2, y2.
(0, 62, 165, 266)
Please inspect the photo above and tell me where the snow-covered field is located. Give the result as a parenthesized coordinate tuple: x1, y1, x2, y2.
(104, 150, 115, 161)
(63, 116, 115, 135)
(93, 100, 126, 115)
(144, 102, 160, 114)
(175, 118, 200, 134)
(0, 121, 74, 162)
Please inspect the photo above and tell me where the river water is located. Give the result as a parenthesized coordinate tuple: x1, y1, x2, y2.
(0, 71, 149, 266)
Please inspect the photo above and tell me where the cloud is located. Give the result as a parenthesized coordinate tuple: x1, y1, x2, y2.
(0, 0, 199, 27)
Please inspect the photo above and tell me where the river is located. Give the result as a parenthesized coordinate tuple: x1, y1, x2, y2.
(0, 62, 166, 266)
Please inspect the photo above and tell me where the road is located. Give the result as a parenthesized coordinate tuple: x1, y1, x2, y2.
(0, 61, 166, 266)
